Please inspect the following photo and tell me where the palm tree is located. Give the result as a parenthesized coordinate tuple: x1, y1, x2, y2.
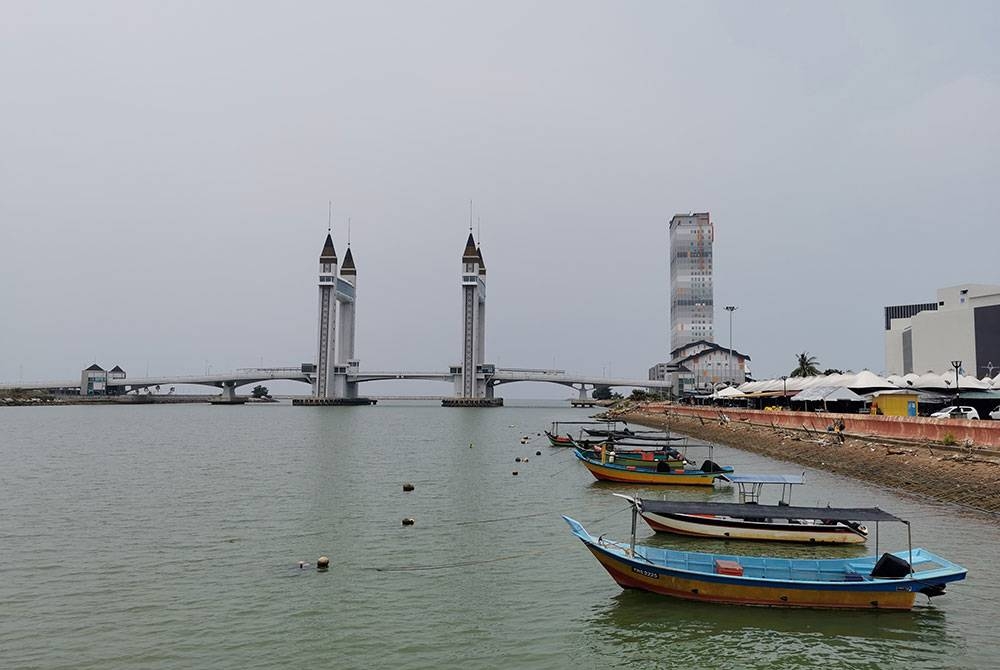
(791, 352, 820, 377)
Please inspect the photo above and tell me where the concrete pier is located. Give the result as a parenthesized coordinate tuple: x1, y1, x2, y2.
(293, 397, 377, 406)
(441, 397, 503, 407)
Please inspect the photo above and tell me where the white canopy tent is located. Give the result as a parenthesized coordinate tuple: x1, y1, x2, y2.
(733, 368, 997, 401)
(790, 386, 864, 403)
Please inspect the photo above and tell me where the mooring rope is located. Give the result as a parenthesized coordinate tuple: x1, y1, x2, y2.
(453, 510, 550, 526)
(370, 550, 548, 572)
(367, 505, 632, 573)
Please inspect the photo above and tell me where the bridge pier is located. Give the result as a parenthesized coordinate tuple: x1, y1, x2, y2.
(575, 384, 591, 401)
(210, 381, 247, 405)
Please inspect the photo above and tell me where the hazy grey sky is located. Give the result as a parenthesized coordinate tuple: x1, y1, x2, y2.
(2, 1, 998, 396)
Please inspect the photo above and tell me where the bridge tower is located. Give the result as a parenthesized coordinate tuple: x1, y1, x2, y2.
(457, 232, 488, 398)
(336, 245, 358, 398)
(315, 232, 339, 397)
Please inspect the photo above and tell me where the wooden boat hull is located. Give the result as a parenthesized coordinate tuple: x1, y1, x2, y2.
(577, 449, 685, 471)
(639, 510, 867, 544)
(586, 543, 914, 609)
(585, 429, 682, 441)
(545, 431, 575, 447)
(564, 516, 967, 610)
(575, 451, 729, 486)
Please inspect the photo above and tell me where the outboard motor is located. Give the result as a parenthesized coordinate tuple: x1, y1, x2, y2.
(699, 459, 724, 473)
(919, 583, 948, 598)
(871, 552, 911, 579)
(843, 521, 869, 536)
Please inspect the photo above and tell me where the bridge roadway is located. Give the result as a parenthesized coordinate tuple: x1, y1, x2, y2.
(1, 367, 671, 400)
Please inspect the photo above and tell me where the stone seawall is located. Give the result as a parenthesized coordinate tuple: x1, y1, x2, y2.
(649, 404, 1000, 448)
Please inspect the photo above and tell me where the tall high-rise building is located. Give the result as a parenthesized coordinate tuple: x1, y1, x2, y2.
(669, 212, 714, 353)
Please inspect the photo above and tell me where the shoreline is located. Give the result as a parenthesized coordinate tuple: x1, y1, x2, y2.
(0, 395, 277, 406)
(615, 406, 1000, 515)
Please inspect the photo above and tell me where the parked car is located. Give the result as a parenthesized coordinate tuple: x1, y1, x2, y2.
(990, 405, 1000, 421)
(929, 406, 980, 420)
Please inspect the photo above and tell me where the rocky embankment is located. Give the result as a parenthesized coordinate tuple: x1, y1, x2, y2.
(613, 404, 1000, 515)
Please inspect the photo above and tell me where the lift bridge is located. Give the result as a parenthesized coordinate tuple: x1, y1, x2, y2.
(2, 232, 670, 405)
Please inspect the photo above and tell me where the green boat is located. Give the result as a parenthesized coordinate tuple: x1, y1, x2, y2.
(575, 443, 689, 470)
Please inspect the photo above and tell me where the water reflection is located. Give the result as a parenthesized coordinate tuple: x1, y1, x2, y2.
(582, 590, 961, 669)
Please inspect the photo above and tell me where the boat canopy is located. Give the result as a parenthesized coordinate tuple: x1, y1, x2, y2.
(637, 499, 905, 523)
(606, 440, 685, 448)
(720, 474, 805, 486)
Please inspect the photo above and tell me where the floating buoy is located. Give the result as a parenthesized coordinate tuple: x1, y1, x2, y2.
(402, 517, 415, 526)
(512, 471, 519, 476)
(403, 483, 415, 492)
(536, 432, 541, 436)
(535, 451, 541, 456)
(317, 556, 330, 571)
(515, 457, 522, 462)
(298, 561, 308, 569)
(469, 442, 474, 448)
(523, 458, 529, 462)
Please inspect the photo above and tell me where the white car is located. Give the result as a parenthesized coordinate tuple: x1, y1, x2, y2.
(990, 405, 1000, 421)
(929, 406, 980, 420)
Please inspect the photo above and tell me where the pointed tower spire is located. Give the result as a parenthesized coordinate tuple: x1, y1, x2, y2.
(320, 233, 337, 262)
(476, 246, 486, 275)
(341, 246, 356, 276)
(462, 232, 479, 262)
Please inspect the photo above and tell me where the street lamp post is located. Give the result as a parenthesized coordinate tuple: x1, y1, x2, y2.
(725, 305, 738, 385)
(951, 360, 962, 399)
(780, 375, 788, 408)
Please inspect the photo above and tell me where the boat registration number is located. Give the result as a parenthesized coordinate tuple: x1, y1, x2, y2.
(632, 566, 659, 579)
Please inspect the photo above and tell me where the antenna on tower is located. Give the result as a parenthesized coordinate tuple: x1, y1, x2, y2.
(477, 216, 481, 243)
(469, 199, 474, 233)
(347, 217, 351, 246)
(327, 201, 332, 233)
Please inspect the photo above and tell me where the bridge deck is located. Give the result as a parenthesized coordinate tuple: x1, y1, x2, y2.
(1, 367, 670, 393)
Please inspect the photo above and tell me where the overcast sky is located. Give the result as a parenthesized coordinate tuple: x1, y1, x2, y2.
(2, 1, 998, 397)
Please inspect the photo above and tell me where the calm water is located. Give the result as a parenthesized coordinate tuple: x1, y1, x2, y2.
(2, 402, 998, 669)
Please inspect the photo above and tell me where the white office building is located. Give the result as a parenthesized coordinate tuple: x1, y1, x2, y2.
(884, 284, 1000, 377)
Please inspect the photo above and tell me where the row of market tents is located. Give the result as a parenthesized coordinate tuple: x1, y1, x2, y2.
(711, 369, 1000, 404)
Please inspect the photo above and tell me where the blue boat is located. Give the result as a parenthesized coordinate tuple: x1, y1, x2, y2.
(563, 509, 967, 610)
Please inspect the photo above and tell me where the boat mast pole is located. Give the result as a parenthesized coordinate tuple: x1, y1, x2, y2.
(906, 521, 913, 574)
(629, 502, 638, 557)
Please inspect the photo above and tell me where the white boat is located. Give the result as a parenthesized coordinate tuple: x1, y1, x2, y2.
(631, 475, 871, 544)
